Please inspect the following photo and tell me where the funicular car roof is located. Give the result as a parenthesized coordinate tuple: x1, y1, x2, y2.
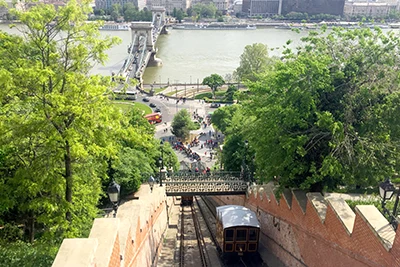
(216, 205, 260, 229)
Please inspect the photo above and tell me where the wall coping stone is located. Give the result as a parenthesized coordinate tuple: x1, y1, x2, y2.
(307, 192, 327, 222)
(89, 218, 120, 267)
(326, 198, 355, 235)
(52, 238, 98, 267)
(282, 188, 293, 209)
(292, 189, 307, 214)
(355, 205, 395, 251)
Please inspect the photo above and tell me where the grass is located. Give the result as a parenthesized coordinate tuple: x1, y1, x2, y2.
(113, 101, 152, 115)
(143, 87, 167, 95)
(345, 198, 395, 216)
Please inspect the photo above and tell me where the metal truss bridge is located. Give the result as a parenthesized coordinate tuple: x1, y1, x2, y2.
(164, 171, 249, 196)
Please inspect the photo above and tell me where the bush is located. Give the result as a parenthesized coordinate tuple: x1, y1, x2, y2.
(0, 240, 59, 267)
(345, 198, 394, 216)
(195, 92, 213, 99)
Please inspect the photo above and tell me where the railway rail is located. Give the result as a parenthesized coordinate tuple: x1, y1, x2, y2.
(179, 204, 210, 267)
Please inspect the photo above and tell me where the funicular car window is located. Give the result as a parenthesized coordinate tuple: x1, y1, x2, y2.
(236, 229, 247, 241)
(225, 229, 234, 241)
(249, 228, 258, 241)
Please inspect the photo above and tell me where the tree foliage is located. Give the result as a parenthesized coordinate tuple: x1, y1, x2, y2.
(202, 74, 225, 99)
(245, 27, 400, 192)
(0, 0, 174, 246)
(224, 85, 238, 102)
(192, 3, 217, 19)
(171, 109, 197, 140)
(211, 106, 253, 171)
(235, 43, 276, 82)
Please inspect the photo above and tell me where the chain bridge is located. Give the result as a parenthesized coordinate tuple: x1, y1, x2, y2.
(164, 171, 250, 196)
(115, 7, 167, 85)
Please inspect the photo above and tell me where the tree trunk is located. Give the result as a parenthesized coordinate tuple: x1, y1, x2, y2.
(28, 216, 35, 243)
(64, 140, 72, 222)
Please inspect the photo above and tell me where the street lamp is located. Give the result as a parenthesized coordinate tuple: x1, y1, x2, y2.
(107, 180, 120, 218)
(159, 156, 163, 186)
(242, 140, 249, 181)
(379, 178, 400, 230)
(148, 176, 155, 192)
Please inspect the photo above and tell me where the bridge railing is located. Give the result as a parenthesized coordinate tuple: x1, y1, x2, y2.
(167, 171, 243, 181)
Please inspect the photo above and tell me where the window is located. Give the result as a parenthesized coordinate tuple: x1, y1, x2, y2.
(248, 243, 257, 252)
(225, 243, 234, 252)
(236, 229, 247, 241)
(249, 229, 258, 241)
(225, 229, 234, 241)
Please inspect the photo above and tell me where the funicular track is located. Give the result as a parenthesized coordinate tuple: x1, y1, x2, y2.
(179, 203, 210, 267)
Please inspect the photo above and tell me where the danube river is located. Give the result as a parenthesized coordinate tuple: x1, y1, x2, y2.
(140, 28, 309, 84)
(0, 23, 311, 83)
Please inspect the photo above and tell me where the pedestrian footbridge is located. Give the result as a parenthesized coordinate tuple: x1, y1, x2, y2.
(164, 171, 249, 196)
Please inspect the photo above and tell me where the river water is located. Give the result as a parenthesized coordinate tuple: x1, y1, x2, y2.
(0, 24, 324, 84)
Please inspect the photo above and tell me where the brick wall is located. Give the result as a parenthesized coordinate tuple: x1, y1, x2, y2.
(212, 185, 399, 267)
(52, 186, 172, 267)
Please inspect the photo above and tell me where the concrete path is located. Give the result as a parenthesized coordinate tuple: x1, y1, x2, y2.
(157, 197, 181, 267)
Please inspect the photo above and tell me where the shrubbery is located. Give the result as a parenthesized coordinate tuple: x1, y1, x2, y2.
(0, 241, 59, 267)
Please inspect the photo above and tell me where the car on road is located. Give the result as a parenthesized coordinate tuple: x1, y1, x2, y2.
(210, 103, 221, 108)
(150, 103, 157, 108)
(142, 97, 150, 102)
(154, 107, 161, 113)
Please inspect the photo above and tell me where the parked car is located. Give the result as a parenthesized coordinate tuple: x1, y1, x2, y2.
(210, 103, 221, 108)
(154, 107, 161, 113)
(142, 97, 150, 102)
(150, 103, 157, 108)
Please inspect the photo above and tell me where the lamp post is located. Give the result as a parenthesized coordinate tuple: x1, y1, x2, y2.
(379, 178, 400, 230)
(159, 156, 163, 186)
(148, 176, 155, 193)
(159, 140, 164, 186)
(242, 140, 249, 181)
(107, 180, 120, 218)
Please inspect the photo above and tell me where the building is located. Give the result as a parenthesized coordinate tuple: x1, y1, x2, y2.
(343, 1, 397, 17)
(163, 0, 190, 15)
(242, 0, 281, 17)
(281, 0, 345, 15)
(214, 0, 229, 12)
(0, 0, 13, 19)
(95, 0, 143, 11)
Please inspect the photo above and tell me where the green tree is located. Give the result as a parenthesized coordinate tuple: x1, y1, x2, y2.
(176, 9, 184, 23)
(192, 3, 217, 19)
(123, 3, 137, 21)
(235, 43, 275, 82)
(171, 110, 197, 140)
(245, 27, 400, 192)
(186, 7, 193, 17)
(211, 106, 252, 171)
(224, 84, 238, 102)
(211, 105, 241, 133)
(0, 0, 124, 241)
(110, 4, 121, 21)
(202, 74, 225, 99)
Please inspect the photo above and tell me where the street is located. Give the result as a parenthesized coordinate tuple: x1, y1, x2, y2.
(137, 91, 222, 169)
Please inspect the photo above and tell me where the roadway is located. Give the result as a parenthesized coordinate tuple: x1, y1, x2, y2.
(136, 91, 223, 169)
